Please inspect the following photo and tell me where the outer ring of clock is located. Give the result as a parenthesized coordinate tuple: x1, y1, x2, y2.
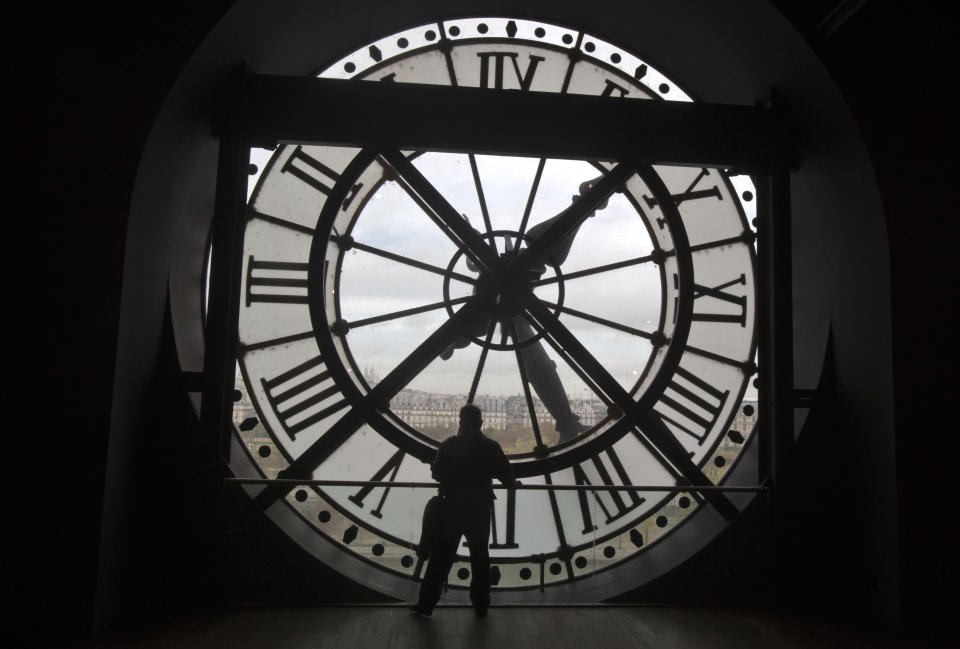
(225, 15, 761, 603)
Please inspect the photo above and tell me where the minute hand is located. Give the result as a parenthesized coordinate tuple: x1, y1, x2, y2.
(517, 294, 739, 520)
(511, 162, 737, 519)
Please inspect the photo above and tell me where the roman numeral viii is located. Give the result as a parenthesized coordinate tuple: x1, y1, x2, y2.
(260, 355, 348, 439)
(477, 52, 545, 90)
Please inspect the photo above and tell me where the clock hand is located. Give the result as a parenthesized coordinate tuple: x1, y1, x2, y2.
(492, 171, 622, 442)
(441, 171, 619, 363)
(511, 164, 738, 520)
(517, 294, 738, 519)
(256, 281, 504, 510)
(442, 213, 492, 360)
(512, 164, 631, 273)
(512, 315, 590, 443)
(524, 174, 611, 268)
(385, 156, 631, 451)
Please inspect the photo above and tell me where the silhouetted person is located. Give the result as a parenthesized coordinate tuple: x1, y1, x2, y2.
(411, 404, 514, 618)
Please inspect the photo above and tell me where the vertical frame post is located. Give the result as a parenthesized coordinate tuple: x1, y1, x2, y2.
(756, 164, 772, 487)
(203, 84, 250, 467)
(201, 75, 250, 602)
(756, 92, 794, 504)
(765, 164, 793, 499)
(756, 91, 794, 602)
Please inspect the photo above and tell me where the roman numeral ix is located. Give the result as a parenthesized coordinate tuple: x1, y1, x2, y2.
(245, 255, 309, 306)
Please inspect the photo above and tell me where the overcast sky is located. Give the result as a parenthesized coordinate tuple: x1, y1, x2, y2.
(335, 152, 661, 397)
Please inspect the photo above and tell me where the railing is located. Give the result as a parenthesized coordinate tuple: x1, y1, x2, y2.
(225, 478, 766, 493)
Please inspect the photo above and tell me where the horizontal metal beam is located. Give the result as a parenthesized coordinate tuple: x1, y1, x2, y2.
(221, 74, 787, 170)
(225, 478, 766, 493)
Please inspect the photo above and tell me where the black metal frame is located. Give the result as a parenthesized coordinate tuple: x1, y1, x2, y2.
(224, 74, 780, 168)
(204, 80, 249, 492)
(756, 92, 794, 504)
(209, 70, 790, 541)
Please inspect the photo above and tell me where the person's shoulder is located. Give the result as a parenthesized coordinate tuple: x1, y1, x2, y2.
(480, 435, 505, 452)
(438, 436, 459, 450)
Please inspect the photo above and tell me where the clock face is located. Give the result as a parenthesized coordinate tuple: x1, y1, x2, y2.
(230, 17, 759, 599)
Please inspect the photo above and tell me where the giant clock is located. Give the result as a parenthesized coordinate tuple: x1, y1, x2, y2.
(228, 16, 760, 601)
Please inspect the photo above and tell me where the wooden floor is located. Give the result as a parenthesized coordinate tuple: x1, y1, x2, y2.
(85, 605, 942, 649)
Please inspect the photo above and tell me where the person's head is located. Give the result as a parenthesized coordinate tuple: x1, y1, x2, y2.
(459, 404, 483, 435)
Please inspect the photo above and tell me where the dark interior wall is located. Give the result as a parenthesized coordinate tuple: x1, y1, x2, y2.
(812, 3, 958, 637)
(774, 1, 957, 638)
(9, 1, 954, 645)
(9, 3, 236, 645)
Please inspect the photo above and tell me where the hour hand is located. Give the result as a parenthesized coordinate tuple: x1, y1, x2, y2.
(525, 175, 613, 266)
(575, 176, 610, 216)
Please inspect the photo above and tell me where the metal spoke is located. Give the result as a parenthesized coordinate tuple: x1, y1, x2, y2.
(533, 253, 658, 286)
(515, 157, 546, 247)
(589, 159, 613, 175)
(346, 296, 471, 329)
(383, 160, 471, 253)
(248, 207, 315, 236)
(511, 33, 579, 251)
(350, 290, 496, 414)
(689, 232, 755, 253)
(238, 330, 314, 353)
(468, 153, 494, 238)
(438, 21, 459, 87)
(467, 319, 498, 404)
(560, 32, 585, 93)
(519, 312, 611, 409)
(683, 343, 752, 370)
(628, 232, 755, 267)
(381, 150, 503, 276)
(337, 237, 476, 285)
(538, 300, 654, 340)
(507, 318, 546, 450)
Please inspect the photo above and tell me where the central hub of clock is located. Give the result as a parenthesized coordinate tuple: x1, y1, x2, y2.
(441, 229, 565, 353)
(476, 248, 548, 320)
